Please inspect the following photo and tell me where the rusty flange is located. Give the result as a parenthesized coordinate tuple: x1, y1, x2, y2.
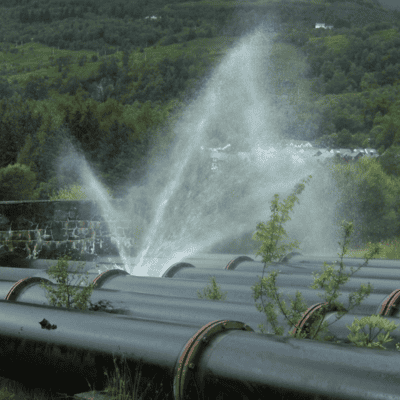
(5, 277, 52, 301)
(173, 319, 253, 400)
(91, 269, 129, 289)
(377, 289, 400, 317)
(291, 302, 345, 338)
(224, 256, 254, 270)
(162, 263, 195, 278)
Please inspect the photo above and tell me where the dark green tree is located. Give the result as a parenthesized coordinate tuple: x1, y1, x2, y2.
(122, 50, 129, 70)
(0, 93, 42, 169)
(78, 55, 87, 67)
(0, 163, 39, 201)
(23, 76, 49, 101)
(63, 106, 102, 159)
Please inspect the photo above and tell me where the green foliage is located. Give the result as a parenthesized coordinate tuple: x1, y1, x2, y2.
(373, 99, 400, 155)
(346, 314, 400, 350)
(0, 163, 39, 201)
(252, 175, 312, 265)
(197, 276, 227, 301)
(326, 156, 400, 249)
(197, 175, 400, 350)
(309, 35, 350, 55)
(49, 183, 115, 200)
(0, 386, 15, 400)
(249, 181, 400, 348)
(39, 254, 95, 311)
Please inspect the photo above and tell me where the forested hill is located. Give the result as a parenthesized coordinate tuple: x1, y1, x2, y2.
(0, 0, 399, 235)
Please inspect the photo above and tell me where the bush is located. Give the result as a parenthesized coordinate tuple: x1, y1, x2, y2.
(49, 183, 115, 200)
(39, 254, 95, 311)
(197, 276, 227, 301)
(0, 163, 39, 201)
(39, 254, 124, 314)
(198, 174, 400, 351)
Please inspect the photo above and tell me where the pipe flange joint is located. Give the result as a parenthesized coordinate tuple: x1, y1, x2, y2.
(173, 319, 253, 400)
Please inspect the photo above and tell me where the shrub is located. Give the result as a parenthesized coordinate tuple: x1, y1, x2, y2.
(346, 314, 399, 350)
(0, 163, 39, 201)
(39, 254, 95, 311)
(49, 183, 115, 200)
(198, 174, 400, 350)
(39, 254, 123, 314)
(197, 276, 227, 301)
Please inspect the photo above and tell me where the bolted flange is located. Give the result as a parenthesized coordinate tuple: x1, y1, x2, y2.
(5, 277, 52, 301)
(173, 319, 253, 400)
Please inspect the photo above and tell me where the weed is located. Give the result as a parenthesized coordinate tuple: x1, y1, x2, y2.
(83, 355, 172, 400)
(346, 314, 399, 350)
(199, 174, 400, 350)
(196, 276, 227, 301)
(39, 254, 121, 314)
(39, 254, 95, 311)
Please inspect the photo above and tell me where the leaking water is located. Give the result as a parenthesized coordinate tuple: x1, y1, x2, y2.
(57, 27, 344, 277)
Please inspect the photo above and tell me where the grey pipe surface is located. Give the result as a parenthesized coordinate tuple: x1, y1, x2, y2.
(0, 300, 400, 400)
(2, 276, 399, 337)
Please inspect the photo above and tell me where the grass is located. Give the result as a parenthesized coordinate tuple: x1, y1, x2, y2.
(0, 354, 172, 400)
(345, 237, 400, 260)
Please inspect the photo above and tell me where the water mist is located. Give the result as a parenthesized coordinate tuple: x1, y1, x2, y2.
(56, 27, 345, 277)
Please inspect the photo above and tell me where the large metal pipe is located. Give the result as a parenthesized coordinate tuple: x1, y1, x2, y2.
(226, 258, 400, 282)
(0, 276, 279, 333)
(170, 266, 400, 294)
(1, 300, 400, 400)
(302, 310, 400, 351)
(290, 290, 400, 350)
(27, 252, 400, 282)
(285, 254, 400, 269)
(1, 268, 394, 309)
(2, 272, 400, 337)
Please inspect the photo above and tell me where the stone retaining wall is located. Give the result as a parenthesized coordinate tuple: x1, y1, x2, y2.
(0, 200, 136, 261)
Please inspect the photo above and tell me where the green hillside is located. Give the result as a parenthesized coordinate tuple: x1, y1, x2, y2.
(0, 0, 399, 247)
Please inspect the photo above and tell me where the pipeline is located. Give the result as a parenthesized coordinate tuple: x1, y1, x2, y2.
(1, 272, 399, 334)
(1, 254, 400, 334)
(1, 301, 400, 400)
(1, 253, 400, 399)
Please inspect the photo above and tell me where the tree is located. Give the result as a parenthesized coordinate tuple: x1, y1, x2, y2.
(0, 77, 15, 100)
(372, 99, 400, 154)
(19, 8, 30, 24)
(324, 70, 349, 95)
(0, 163, 39, 201)
(0, 93, 42, 169)
(78, 54, 87, 67)
(24, 76, 49, 101)
(378, 144, 400, 178)
(63, 106, 102, 157)
(122, 50, 130, 70)
(43, 9, 51, 23)
(326, 156, 400, 247)
(360, 72, 379, 91)
(321, 61, 336, 81)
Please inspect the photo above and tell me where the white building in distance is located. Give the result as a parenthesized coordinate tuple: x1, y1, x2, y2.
(315, 23, 334, 29)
